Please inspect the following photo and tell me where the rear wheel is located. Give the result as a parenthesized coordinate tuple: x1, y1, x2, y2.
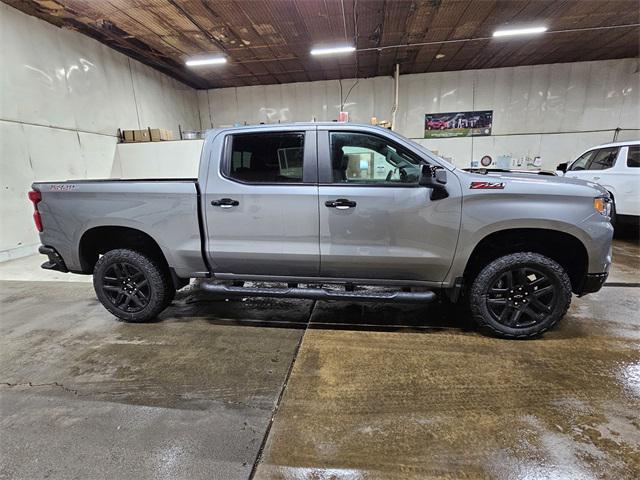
(93, 249, 171, 322)
(469, 252, 571, 339)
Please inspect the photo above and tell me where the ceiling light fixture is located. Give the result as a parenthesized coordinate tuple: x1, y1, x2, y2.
(310, 45, 356, 56)
(185, 56, 227, 67)
(493, 26, 548, 37)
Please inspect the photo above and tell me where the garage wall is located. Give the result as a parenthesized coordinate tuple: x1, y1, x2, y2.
(197, 58, 640, 169)
(111, 140, 203, 179)
(0, 4, 200, 261)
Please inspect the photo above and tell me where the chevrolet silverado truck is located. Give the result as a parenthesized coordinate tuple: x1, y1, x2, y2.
(29, 123, 613, 339)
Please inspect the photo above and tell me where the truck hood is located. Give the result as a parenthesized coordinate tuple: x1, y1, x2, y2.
(457, 169, 610, 197)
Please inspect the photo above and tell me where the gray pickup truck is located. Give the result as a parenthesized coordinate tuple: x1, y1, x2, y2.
(29, 123, 613, 338)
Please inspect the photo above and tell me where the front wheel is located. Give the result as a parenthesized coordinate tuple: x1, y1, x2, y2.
(469, 252, 572, 339)
(93, 249, 172, 322)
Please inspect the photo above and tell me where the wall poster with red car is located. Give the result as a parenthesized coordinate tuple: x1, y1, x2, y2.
(424, 110, 493, 138)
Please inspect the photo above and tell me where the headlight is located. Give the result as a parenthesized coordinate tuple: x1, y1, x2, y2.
(594, 196, 612, 217)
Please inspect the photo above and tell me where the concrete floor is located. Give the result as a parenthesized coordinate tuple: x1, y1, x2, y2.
(1, 238, 638, 479)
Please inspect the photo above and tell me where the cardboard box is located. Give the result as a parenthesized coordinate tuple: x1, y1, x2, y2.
(149, 128, 173, 141)
(122, 130, 135, 142)
(122, 128, 174, 142)
(122, 129, 150, 142)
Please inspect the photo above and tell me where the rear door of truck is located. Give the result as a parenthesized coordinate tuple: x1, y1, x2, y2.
(202, 126, 320, 277)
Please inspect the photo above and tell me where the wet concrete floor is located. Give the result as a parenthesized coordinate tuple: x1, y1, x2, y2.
(1, 239, 639, 479)
(0, 284, 310, 479)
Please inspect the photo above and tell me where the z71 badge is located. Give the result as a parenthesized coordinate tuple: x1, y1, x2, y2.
(470, 181, 505, 190)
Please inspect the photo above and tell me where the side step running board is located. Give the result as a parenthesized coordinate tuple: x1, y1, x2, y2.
(200, 282, 436, 303)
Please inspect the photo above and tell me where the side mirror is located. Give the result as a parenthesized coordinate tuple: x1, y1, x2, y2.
(556, 162, 568, 173)
(419, 165, 448, 200)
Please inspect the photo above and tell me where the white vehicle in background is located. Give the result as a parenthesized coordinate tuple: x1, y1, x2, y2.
(557, 141, 640, 225)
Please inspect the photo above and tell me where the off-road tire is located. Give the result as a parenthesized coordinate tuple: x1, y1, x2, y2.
(469, 252, 572, 339)
(93, 249, 171, 322)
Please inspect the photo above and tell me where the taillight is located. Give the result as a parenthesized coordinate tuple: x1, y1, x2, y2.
(28, 190, 43, 232)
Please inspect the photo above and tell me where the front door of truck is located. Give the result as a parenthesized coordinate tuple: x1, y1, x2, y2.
(317, 128, 462, 282)
(204, 127, 319, 277)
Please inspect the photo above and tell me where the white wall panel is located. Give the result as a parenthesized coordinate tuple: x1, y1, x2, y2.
(543, 63, 570, 133)
(0, 3, 199, 137)
(129, 60, 200, 137)
(619, 61, 640, 128)
(22, 124, 84, 179)
(197, 90, 212, 129)
(59, 32, 140, 135)
(1, 7, 75, 129)
(0, 122, 37, 261)
(200, 58, 639, 171)
(0, 4, 199, 259)
(207, 87, 236, 126)
(77, 133, 120, 178)
(342, 77, 394, 125)
(111, 140, 203, 179)
(415, 137, 472, 166)
(617, 129, 640, 142)
(536, 132, 616, 166)
(0, 121, 118, 261)
(473, 69, 498, 112)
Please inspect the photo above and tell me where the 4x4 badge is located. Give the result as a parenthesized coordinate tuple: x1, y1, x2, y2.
(470, 181, 505, 189)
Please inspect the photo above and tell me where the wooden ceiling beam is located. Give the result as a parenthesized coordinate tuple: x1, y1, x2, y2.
(3, 0, 638, 89)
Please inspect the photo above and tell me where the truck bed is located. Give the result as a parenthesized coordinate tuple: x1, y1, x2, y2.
(33, 178, 208, 278)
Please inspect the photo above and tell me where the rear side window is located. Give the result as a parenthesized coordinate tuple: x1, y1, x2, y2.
(627, 146, 640, 168)
(587, 147, 618, 170)
(227, 132, 304, 183)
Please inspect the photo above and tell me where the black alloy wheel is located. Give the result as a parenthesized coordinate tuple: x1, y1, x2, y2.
(93, 248, 172, 322)
(486, 267, 556, 328)
(469, 252, 572, 339)
(102, 262, 150, 313)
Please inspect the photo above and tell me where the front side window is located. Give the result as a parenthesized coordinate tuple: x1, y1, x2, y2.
(569, 150, 595, 171)
(587, 147, 618, 170)
(329, 132, 421, 184)
(627, 145, 640, 168)
(228, 132, 304, 183)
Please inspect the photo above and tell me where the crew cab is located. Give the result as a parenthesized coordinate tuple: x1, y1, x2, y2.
(557, 140, 640, 224)
(29, 123, 613, 339)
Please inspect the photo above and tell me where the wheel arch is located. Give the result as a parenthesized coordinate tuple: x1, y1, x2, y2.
(463, 228, 588, 294)
(78, 226, 181, 287)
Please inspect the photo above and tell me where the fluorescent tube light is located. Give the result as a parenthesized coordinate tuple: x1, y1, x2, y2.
(310, 45, 356, 56)
(185, 57, 227, 67)
(493, 26, 548, 37)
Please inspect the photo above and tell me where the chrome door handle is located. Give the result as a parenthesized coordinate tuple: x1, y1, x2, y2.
(325, 198, 357, 209)
(211, 198, 239, 208)
(592, 176, 600, 181)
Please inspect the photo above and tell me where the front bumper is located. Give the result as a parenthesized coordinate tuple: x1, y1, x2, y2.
(39, 245, 68, 273)
(578, 272, 608, 296)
